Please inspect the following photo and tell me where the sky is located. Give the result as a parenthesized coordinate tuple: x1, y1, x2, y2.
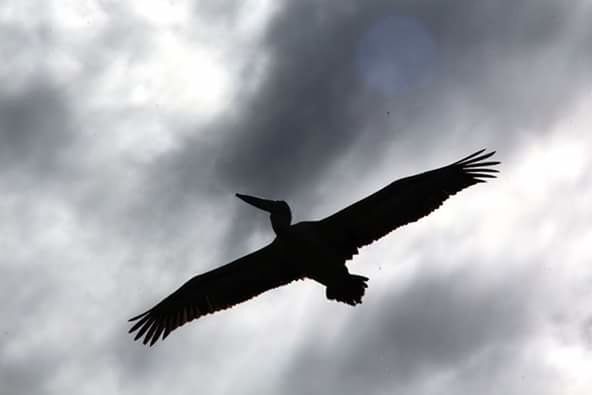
(1, 0, 591, 394)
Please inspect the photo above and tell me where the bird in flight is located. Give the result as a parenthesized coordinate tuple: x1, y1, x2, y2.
(129, 149, 499, 346)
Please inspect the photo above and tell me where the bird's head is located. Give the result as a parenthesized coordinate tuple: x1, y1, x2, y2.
(235, 193, 292, 235)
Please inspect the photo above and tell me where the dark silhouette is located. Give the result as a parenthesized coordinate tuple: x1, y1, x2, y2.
(129, 149, 499, 346)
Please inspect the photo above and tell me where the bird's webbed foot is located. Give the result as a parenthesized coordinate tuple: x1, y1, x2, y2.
(325, 274, 369, 306)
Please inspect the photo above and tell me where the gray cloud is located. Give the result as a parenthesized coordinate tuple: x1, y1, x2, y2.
(0, 80, 78, 181)
(274, 262, 543, 395)
(1, 0, 592, 394)
(0, 351, 55, 395)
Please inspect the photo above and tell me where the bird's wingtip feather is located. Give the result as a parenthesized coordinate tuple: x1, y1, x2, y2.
(453, 149, 486, 164)
(454, 149, 500, 166)
(129, 310, 150, 322)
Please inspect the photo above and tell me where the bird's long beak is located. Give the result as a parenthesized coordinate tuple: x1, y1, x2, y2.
(235, 193, 278, 213)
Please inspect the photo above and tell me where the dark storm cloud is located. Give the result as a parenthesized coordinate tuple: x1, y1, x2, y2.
(139, 0, 592, 261)
(156, 0, 592, 211)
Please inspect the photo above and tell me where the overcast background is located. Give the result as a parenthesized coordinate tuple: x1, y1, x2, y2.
(1, 1, 592, 394)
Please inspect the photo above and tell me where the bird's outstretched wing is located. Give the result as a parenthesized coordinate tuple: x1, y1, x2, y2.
(319, 149, 500, 256)
(128, 241, 302, 346)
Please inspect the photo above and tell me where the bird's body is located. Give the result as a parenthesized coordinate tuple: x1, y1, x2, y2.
(129, 149, 500, 346)
(272, 220, 367, 302)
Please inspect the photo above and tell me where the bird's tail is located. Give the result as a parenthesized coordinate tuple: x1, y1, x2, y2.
(326, 274, 369, 306)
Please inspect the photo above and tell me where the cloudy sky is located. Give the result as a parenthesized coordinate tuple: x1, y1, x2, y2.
(1, 0, 592, 394)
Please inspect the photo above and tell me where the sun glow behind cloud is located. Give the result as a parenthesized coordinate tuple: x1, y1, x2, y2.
(82, 4, 230, 120)
(0, 0, 277, 164)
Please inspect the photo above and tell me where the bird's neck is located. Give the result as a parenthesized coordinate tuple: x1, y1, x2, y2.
(271, 212, 291, 236)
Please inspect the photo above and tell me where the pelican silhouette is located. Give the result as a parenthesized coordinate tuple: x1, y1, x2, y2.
(129, 149, 500, 346)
